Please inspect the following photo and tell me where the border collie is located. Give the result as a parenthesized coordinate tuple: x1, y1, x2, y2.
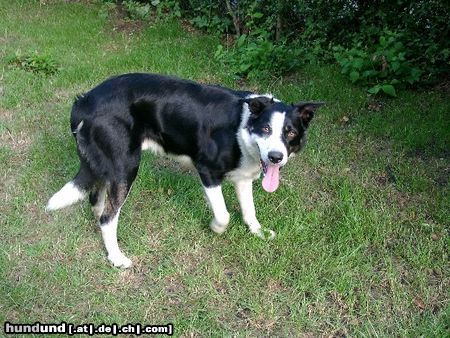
(46, 73, 323, 268)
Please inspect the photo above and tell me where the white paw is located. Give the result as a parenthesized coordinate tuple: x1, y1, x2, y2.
(210, 218, 229, 234)
(252, 228, 276, 240)
(107, 253, 132, 268)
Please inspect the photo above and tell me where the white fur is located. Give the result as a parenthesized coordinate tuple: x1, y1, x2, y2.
(100, 208, 132, 268)
(142, 138, 194, 168)
(203, 185, 230, 234)
(171, 155, 195, 169)
(245, 93, 280, 102)
(234, 179, 275, 239)
(253, 111, 288, 166)
(234, 179, 259, 232)
(141, 138, 165, 154)
(46, 181, 86, 211)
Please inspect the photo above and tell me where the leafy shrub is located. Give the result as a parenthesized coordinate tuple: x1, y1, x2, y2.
(123, 0, 151, 20)
(187, 1, 230, 34)
(98, 0, 117, 20)
(8, 52, 59, 76)
(334, 30, 422, 96)
(151, 0, 181, 20)
(101, 1, 449, 89)
(215, 34, 299, 79)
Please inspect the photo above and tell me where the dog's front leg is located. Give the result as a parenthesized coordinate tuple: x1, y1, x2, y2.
(234, 179, 275, 239)
(203, 185, 230, 234)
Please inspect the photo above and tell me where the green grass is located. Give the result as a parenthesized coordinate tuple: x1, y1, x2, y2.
(1, 1, 448, 336)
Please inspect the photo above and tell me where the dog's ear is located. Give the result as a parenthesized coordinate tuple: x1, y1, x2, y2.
(294, 102, 324, 127)
(245, 97, 274, 116)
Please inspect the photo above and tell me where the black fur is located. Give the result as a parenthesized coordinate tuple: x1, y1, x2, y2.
(71, 74, 249, 190)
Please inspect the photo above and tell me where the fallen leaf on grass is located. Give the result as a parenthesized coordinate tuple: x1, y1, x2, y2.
(413, 296, 426, 310)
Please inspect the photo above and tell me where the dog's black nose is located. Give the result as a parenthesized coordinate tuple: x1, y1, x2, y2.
(268, 151, 283, 164)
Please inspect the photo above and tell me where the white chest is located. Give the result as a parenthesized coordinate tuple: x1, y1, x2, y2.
(226, 158, 261, 182)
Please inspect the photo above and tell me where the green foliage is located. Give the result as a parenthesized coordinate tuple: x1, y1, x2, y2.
(8, 52, 59, 76)
(215, 34, 299, 79)
(97, 0, 117, 20)
(209, 1, 301, 78)
(123, 0, 151, 20)
(152, 0, 181, 20)
(98, 0, 182, 23)
(187, 2, 230, 33)
(148, 0, 450, 91)
(334, 31, 422, 96)
(100, 1, 449, 93)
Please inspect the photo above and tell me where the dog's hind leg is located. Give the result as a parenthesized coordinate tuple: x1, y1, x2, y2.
(234, 179, 275, 240)
(89, 184, 107, 220)
(99, 181, 133, 268)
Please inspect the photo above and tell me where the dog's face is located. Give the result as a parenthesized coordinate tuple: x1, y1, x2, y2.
(245, 97, 323, 192)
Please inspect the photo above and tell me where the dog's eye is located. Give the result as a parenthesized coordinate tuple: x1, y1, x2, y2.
(262, 125, 271, 134)
(287, 130, 297, 139)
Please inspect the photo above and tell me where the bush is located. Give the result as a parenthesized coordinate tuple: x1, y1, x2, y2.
(123, 0, 151, 20)
(334, 30, 422, 96)
(106, 0, 450, 92)
(215, 34, 299, 79)
(186, 1, 231, 34)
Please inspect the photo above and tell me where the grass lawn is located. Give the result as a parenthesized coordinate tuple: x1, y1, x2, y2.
(0, 1, 448, 336)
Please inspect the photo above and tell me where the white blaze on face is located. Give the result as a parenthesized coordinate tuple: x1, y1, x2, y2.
(252, 112, 288, 193)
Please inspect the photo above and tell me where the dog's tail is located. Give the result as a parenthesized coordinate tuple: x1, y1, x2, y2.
(46, 180, 87, 211)
(46, 120, 92, 212)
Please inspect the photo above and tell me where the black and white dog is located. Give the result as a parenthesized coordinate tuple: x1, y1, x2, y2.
(46, 73, 322, 268)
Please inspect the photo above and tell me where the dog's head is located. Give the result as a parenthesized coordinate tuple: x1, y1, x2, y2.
(244, 96, 323, 192)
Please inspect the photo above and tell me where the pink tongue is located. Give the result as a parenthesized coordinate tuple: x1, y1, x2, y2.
(262, 164, 280, 192)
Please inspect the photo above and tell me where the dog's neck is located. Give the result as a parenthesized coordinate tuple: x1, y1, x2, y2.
(236, 102, 260, 163)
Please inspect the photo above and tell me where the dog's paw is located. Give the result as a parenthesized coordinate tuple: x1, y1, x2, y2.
(253, 228, 276, 240)
(108, 253, 132, 268)
(210, 212, 230, 235)
(210, 218, 229, 234)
